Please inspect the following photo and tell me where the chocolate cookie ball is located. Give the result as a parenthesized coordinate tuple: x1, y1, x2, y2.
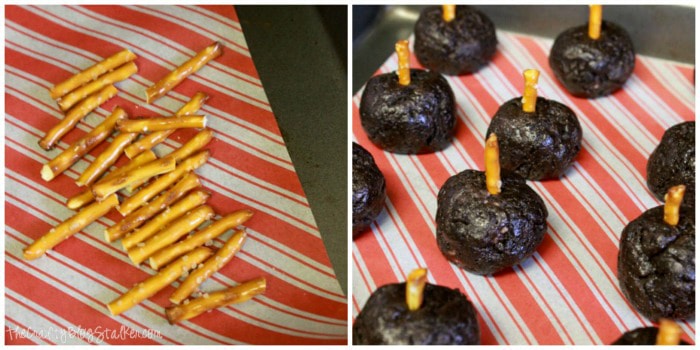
(486, 97, 582, 180)
(359, 69, 456, 154)
(647, 121, 695, 208)
(353, 282, 480, 345)
(611, 327, 690, 345)
(549, 21, 635, 98)
(352, 143, 386, 237)
(414, 5, 497, 75)
(436, 170, 548, 275)
(618, 205, 695, 320)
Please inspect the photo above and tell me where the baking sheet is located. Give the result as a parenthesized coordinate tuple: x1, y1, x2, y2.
(352, 31, 695, 345)
(5, 5, 346, 345)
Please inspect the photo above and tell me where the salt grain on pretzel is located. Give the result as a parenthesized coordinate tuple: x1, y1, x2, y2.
(117, 115, 207, 134)
(145, 42, 223, 104)
(106, 246, 212, 316)
(149, 209, 254, 270)
(76, 132, 137, 187)
(39, 84, 119, 151)
(58, 61, 138, 112)
(166, 277, 266, 324)
(41, 106, 127, 182)
(66, 150, 156, 210)
(127, 205, 215, 265)
(23, 194, 119, 260)
(124, 92, 209, 159)
(91, 156, 176, 201)
(50, 49, 136, 100)
(122, 190, 211, 250)
(118, 150, 209, 216)
(170, 230, 247, 304)
(105, 171, 201, 242)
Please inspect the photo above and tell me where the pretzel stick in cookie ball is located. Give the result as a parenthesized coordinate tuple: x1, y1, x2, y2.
(40, 85, 119, 151)
(124, 92, 209, 159)
(105, 171, 201, 242)
(24, 194, 119, 260)
(58, 61, 138, 112)
(76, 132, 137, 187)
(169, 230, 247, 304)
(122, 190, 211, 250)
(66, 150, 156, 210)
(145, 42, 223, 104)
(406, 267, 428, 311)
(442, 5, 456, 22)
(50, 49, 136, 100)
(395, 40, 410, 86)
(656, 319, 682, 345)
(107, 246, 212, 316)
(588, 5, 603, 40)
(663, 185, 686, 226)
(91, 156, 176, 201)
(149, 209, 254, 270)
(485, 133, 501, 195)
(117, 115, 207, 134)
(166, 277, 266, 324)
(41, 106, 127, 182)
(127, 205, 215, 266)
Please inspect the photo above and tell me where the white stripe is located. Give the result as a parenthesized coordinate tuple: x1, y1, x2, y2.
(644, 57, 694, 110)
(351, 245, 375, 317)
(182, 5, 241, 29)
(247, 228, 330, 275)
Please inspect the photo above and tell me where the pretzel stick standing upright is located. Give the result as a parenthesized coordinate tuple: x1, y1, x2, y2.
(58, 62, 138, 111)
(522, 69, 540, 113)
(588, 5, 603, 40)
(406, 268, 428, 311)
(118, 150, 209, 216)
(122, 190, 211, 250)
(663, 185, 685, 226)
(105, 172, 201, 242)
(39, 84, 119, 150)
(76, 132, 137, 187)
(127, 205, 215, 265)
(149, 209, 254, 270)
(41, 106, 127, 182)
(656, 319, 682, 345)
(66, 150, 156, 210)
(166, 277, 266, 324)
(23, 194, 119, 260)
(442, 5, 456, 22)
(170, 230, 247, 304)
(117, 115, 207, 134)
(485, 133, 501, 195)
(145, 42, 223, 104)
(50, 49, 136, 100)
(395, 40, 410, 86)
(91, 156, 176, 201)
(107, 246, 213, 316)
(124, 92, 209, 159)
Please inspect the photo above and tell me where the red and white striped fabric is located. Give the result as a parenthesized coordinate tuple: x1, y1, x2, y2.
(5, 5, 346, 345)
(352, 32, 695, 345)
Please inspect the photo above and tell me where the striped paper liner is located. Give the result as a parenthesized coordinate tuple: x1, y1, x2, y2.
(5, 5, 346, 345)
(352, 32, 695, 345)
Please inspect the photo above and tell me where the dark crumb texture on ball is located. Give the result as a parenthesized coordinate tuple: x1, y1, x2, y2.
(360, 69, 456, 154)
(647, 121, 695, 208)
(618, 206, 695, 321)
(436, 170, 548, 275)
(352, 143, 386, 237)
(487, 97, 582, 180)
(549, 20, 635, 98)
(414, 5, 497, 75)
(611, 326, 690, 345)
(353, 282, 480, 345)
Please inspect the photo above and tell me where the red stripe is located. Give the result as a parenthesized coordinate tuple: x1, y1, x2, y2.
(635, 58, 694, 119)
(5, 319, 52, 345)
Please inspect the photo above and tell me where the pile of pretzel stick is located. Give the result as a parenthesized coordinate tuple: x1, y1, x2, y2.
(24, 41, 267, 324)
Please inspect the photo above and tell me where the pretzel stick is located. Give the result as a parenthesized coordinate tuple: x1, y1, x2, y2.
(485, 133, 501, 195)
(522, 69, 540, 113)
(163, 129, 214, 164)
(91, 156, 176, 201)
(50, 49, 136, 100)
(106, 246, 212, 316)
(169, 230, 247, 304)
(656, 319, 682, 345)
(588, 5, 603, 40)
(66, 150, 156, 210)
(406, 267, 428, 311)
(124, 92, 209, 159)
(149, 209, 254, 270)
(39, 85, 119, 150)
(395, 40, 410, 86)
(122, 190, 211, 250)
(145, 42, 222, 104)
(76, 132, 137, 187)
(166, 277, 266, 324)
(41, 106, 127, 182)
(442, 5, 456, 22)
(105, 172, 201, 242)
(58, 62, 138, 111)
(118, 150, 209, 216)
(663, 185, 685, 226)
(117, 115, 207, 134)
(23, 194, 119, 260)
(127, 205, 215, 265)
